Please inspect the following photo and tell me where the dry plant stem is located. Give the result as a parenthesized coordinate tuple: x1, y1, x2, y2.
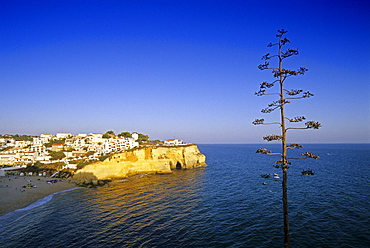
(278, 37, 290, 248)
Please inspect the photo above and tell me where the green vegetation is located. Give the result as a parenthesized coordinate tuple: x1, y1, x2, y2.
(101, 130, 150, 144)
(45, 139, 65, 147)
(148, 140, 162, 145)
(33, 161, 44, 168)
(102, 130, 115, 138)
(47, 162, 65, 170)
(98, 154, 111, 161)
(0, 134, 35, 141)
(0, 147, 11, 152)
(118, 132, 132, 138)
(48, 151, 66, 160)
(26, 161, 44, 171)
(86, 151, 95, 157)
(140, 140, 162, 146)
(137, 133, 149, 144)
(77, 161, 91, 169)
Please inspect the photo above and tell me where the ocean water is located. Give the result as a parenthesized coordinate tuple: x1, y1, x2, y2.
(0, 144, 369, 248)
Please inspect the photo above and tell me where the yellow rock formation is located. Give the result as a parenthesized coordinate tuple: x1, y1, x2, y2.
(75, 144, 206, 180)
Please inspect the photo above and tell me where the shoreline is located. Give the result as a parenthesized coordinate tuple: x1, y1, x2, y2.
(0, 175, 77, 217)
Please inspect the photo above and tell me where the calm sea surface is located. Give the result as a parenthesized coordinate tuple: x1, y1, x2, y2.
(0, 144, 369, 248)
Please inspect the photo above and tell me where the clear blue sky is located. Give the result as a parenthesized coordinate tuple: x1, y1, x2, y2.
(1, 0, 369, 143)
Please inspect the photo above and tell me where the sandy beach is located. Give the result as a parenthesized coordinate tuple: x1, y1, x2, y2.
(0, 175, 77, 216)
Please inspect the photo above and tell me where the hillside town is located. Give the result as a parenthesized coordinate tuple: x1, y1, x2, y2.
(0, 132, 184, 170)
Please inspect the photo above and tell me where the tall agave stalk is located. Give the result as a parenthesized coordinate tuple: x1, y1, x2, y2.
(253, 29, 321, 248)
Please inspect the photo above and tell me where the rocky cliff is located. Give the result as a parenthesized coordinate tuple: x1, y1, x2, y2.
(75, 144, 206, 180)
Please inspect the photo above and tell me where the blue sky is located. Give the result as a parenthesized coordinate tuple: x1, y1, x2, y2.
(1, 0, 369, 143)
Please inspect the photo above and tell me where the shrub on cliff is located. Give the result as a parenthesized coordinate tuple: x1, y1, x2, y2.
(98, 154, 111, 161)
(77, 161, 91, 169)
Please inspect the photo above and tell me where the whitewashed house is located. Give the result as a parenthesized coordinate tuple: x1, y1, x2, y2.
(33, 137, 44, 146)
(88, 133, 103, 139)
(14, 140, 31, 148)
(15, 151, 38, 165)
(0, 138, 7, 147)
(56, 133, 73, 139)
(86, 133, 105, 145)
(85, 133, 105, 152)
(64, 150, 86, 158)
(0, 138, 15, 148)
(29, 145, 47, 154)
(35, 154, 51, 162)
(51, 144, 64, 152)
(0, 153, 17, 164)
(40, 134, 53, 142)
(73, 138, 86, 148)
(164, 139, 183, 146)
(104, 137, 139, 153)
(63, 163, 78, 170)
(132, 132, 139, 140)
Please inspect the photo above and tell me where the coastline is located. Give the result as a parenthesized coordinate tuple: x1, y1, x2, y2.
(0, 175, 77, 217)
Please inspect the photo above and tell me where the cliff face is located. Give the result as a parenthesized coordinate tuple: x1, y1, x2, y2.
(76, 144, 206, 180)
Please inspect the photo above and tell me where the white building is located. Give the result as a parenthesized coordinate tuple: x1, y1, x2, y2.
(132, 132, 139, 140)
(164, 139, 183, 146)
(51, 144, 64, 152)
(63, 163, 78, 170)
(14, 140, 33, 148)
(0, 138, 15, 148)
(33, 137, 44, 146)
(104, 137, 139, 153)
(85, 133, 104, 144)
(35, 154, 51, 162)
(73, 138, 86, 148)
(88, 133, 103, 139)
(64, 151, 87, 158)
(40, 134, 53, 142)
(0, 153, 17, 164)
(56, 133, 73, 139)
(29, 145, 47, 154)
(84, 133, 105, 152)
(14, 151, 38, 165)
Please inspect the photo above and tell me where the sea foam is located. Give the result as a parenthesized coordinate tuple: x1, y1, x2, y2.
(0, 187, 82, 227)
(14, 187, 81, 212)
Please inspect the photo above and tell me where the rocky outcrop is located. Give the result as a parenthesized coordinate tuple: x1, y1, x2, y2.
(75, 144, 206, 180)
(71, 172, 109, 187)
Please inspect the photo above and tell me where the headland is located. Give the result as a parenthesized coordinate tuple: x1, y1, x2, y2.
(1, 144, 206, 217)
(75, 144, 206, 180)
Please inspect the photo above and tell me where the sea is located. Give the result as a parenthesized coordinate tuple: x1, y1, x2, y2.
(0, 144, 369, 248)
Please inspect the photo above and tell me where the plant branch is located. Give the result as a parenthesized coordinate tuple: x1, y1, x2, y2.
(286, 121, 321, 130)
(256, 148, 282, 155)
(285, 116, 306, 122)
(288, 152, 319, 160)
(252, 119, 281, 126)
